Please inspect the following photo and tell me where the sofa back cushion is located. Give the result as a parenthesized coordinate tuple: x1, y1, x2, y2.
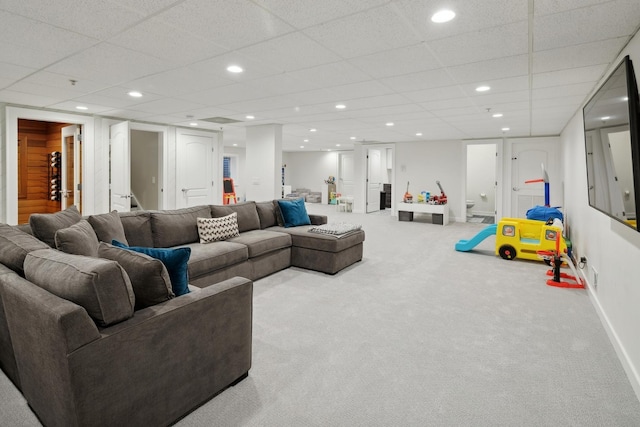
(54, 219, 100, 257)
(0, 224, 50, 276)
(151, 206, 210, 248)
(98, 243, 174, 308)
(24, 249, 135, 326)
(29, 205, 82, 247)
(256, 201, 278, 229)
(88, 211, 129, 245)
(210, 201, 260, 233)
(118, 211, 154, 247)
(277, 198, 311, 227)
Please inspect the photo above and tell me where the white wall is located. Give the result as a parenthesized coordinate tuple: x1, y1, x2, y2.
(561, 31, 640, 399)
(395, 140, 463, 221)
(282, 151, 338, 192)
(245, 125, 282, 202)
(467, 143, 496, 216)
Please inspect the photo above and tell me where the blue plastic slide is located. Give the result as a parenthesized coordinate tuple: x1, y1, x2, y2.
(455, 224, 498, 252)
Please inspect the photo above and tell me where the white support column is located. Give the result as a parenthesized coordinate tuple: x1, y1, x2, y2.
(245, 124, 282, 201)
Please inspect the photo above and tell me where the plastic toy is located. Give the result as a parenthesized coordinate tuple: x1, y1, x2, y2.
(537, 230, 584, 289)
(403, 181, 413, 203)
(455, 217, 568, 263)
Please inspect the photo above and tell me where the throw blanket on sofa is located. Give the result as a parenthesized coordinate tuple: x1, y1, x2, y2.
(308, 222, 362, 238)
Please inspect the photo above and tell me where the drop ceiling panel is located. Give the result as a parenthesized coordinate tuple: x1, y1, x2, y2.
(107, 0, 185, 16)
(100, 108, 156, 120)
(469, 90, 530, 107)
(108, 18, 227, 63)
(287, 62, 372, 90)
(237, 33, 342, 72)
(219, 95, 302, 114)
(447, 55, 529, 84)
(534, 0, 607, 16)
(345, 104, 426, 120)
(380, 68, 455, 93)
(329, 94, 412, 111)
(533, 64, 607, 89)
(347, 43, 442, 79)
(244, 105, 326, 121)
(534, 2, 640, 51)
(154, 0, 295, 50)
(178, 83, 275, 106)
(0, 89, 60, 107)
(532, 38, 628, 73)
(255, 0, 389, 29)
(128, 67, 235, 97)
(241, 74, 322, 97)
(46, 101, 115, 114)
(0, 62, 36, 81)
(532, 82, 595, 100)
(427, 21, 528, 67)
(404, 85, 468, 103)
(302, 4, 422, 58)
(0, 0, 144, 40)
(17, 71, 109, 95)
(129, 97, 207, 115)
(46, 43, 173, 86)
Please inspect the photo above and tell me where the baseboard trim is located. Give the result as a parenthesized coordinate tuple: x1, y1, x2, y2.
(579, 269, 640, 402)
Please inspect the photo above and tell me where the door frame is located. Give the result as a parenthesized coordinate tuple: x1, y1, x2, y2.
(358, 143, 395, 215)
(129, 122, 168, 210)
(4, 107, 95, 224)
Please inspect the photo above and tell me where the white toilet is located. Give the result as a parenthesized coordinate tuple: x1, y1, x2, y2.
(466, 200, 475, 219)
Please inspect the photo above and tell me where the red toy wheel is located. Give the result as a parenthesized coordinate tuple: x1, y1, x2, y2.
(499, 245, 517, 260)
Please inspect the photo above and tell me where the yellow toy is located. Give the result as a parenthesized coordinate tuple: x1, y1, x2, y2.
(495, 218, 567, 261)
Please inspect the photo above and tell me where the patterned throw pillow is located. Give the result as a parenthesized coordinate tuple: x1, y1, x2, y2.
(197, 213, 240, 243)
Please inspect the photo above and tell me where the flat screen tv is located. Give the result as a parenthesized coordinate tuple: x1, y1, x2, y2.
(583, 55, 640, 231)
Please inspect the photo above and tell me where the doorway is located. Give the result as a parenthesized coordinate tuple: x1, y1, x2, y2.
(466, 142, 497, 224)
(16, 119, 81, 224)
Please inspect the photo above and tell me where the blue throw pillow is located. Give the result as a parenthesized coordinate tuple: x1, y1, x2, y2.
(277, 198, 311, 228)
(112, 240, 191, 296)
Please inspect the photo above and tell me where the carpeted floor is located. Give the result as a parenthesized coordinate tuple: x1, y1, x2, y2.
(1, 204, 639, 426)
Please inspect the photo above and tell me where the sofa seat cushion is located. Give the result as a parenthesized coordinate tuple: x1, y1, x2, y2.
(227, 230, 292, 258)
(178, 241, 248, 279)
(23, 249, 135, 326)
(268, 225, 365, 253)
(0, 224, 50, 276)
(210, 201, 261, 233)
(151, 205, 211, 248)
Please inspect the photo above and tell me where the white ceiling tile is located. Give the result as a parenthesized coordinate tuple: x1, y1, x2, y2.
(108, 18, 227, 63)
(532, 95, 585, 109)
(461, 76, 529, 96)
(128, 67, 234, 97)
(242, 74, 322, 97)
(46, 101, 115, 114)
(99, 109, 153, 120)
(326, 81, 395, 102)
(287, 62, 371, 90)
(255, 0, 389, 29)
(219, 96, 301, 114)
(46, 43, 173, 86)
(328, 94, 411, 111)
(0, 0, 144, 40)
(380, 68, 455, 93)
(18, 71, 109, 95)
(404, 85, 468, 103)
(534, 0, 607, 16)
(533, 64, 607, 89)
(447, 55, 529, 84)
(303, 4, 422, 58)
(188, 52, 283, 83)
(155, 0, 295, 50)
(288, 89, 346, 106)
(472, 90, 530, 107)
(532, 38, 628, 73)
(106, 0, 184, 16)
(0, 62, 36, 81)
(178, 83, 275, 106)
(241, 105, 327, 121)
(344, 104, 426, 120)
(0, 89, 59, 107)
(534, 2, 640, 51)
(532, 82, 595, 100)
(238, 33, 341, 72)
(347, 43, 442, 79)
(0, 10, 98, 69)
(6, 81, 85, 101)
(427, 21, 528, 67)
(419, 98, 476, 111)
(127, 97, 207, 115)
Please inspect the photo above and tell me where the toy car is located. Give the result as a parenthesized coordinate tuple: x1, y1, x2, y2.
(495, 218, 567, 261)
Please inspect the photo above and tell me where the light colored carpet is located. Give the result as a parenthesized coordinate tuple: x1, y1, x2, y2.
(1, 205, 639, 426)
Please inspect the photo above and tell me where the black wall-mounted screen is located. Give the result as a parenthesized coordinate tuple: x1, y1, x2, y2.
(583, 55, 640, 231)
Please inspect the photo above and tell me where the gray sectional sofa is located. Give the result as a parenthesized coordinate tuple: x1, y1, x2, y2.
(0, 199, 364, 427)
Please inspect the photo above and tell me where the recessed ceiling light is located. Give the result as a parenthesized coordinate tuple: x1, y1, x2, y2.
(416, 132, 422, 136)
(622, 96, 629, 101)
(300, 145, 305, 149)
(386, 122, 394, 126)
(476, 86, 490, 92)
(601, 116, 611, 120)
(492, 113, 503, 118)
(75, 105, 88, 110)
(227, 65, 243, 73)
(431, 9, 455, 23)
(350, 136, 356, 140)
(246, 115, 255, 120)
(336, 144, 341, 147)
(233, 143, 238, 147)
(189, 122, 198, 126)
(304, 139, 309, 142)
(310, 128, 317, 132)
(335, 104, 346, 109)
(128, 91, 143, 98)
(501, 127, 510, 131)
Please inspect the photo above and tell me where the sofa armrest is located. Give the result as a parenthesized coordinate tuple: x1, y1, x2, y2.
(309, 214, 327, 225)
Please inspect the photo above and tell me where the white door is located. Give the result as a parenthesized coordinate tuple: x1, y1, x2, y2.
(176, 129, 215, 208)
(367, 149, 382, 213)
(510, 141, 554, 218)
(110, 121, 131, 212)
(61, 125, 81, 211)
(339, 152, 354, 197)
